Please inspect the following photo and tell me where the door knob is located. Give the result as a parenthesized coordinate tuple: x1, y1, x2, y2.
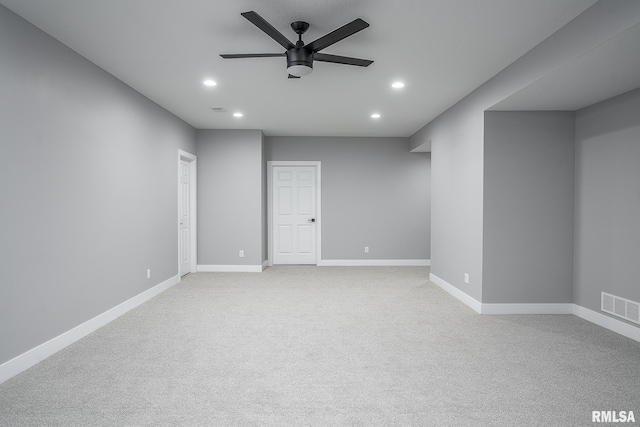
(308, 218, 316, 223)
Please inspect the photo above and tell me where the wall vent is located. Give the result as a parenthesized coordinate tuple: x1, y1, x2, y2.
(601, 292, 640, 325)
(211, 107, 227, 113)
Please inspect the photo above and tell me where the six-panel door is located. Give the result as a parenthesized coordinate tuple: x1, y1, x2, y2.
(273, 166, 317, 264)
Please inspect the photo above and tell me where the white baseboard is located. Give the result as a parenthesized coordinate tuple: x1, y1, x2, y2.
(319, 259, 430, 267)
(481, 303, 574, 315)
(197, 264, 264, 273)
(428, 273, 639, 343)
(573, 304, 640, 342)
(0, 274, 180, 385)
(429, 273, 482, 313)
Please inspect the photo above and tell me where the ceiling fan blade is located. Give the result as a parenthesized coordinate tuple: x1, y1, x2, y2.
(288, 74, 301, 79)
(241, 11, 295, 50)
(220, 53, 285, 59)
(304, 18, 369, 52)
(314, 53, 373, 67)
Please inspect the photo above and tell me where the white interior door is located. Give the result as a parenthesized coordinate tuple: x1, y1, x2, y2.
(273, 166, 317, 264)
(179, 159, 191, 276)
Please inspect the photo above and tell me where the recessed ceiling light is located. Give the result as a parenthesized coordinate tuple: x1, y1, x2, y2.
(391, 81, 405, 89)
(203, 79, 217, 86)
(233, 112, 243, 118)
(371, 113, 381, 119)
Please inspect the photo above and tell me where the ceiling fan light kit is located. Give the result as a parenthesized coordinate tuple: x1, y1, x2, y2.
(287, 64, 313, 77)
(221, 11, 373, 78)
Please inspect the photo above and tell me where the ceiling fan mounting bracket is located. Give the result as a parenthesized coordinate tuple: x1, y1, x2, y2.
(291, 21, 310, 36)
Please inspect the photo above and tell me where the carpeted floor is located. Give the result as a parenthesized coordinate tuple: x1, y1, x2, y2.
(1, 266, 639, 426)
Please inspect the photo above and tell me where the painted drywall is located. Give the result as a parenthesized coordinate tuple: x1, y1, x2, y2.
(423, 100, 485, 301)
(196, 130, 264, 266)
(409, 0, 640, 302)
(0, 5, 196, 365)
(265, 137, 430, 261)
(574, 88, 640, 320)
(483, 111, 575, 303)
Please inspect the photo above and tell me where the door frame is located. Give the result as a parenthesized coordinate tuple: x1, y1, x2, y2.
(267, 161, 321, 266)
(178, 149, 197, 276)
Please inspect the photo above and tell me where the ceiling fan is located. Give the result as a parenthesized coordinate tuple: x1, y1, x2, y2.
(220, 11, 373, 78)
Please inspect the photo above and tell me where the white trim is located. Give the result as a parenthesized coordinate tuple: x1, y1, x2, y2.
(0, 274, 180, 385)
(573, 304, 640, 343)
(178, 150, 197, 276)
(429, 273, 482, 313)
(197, 264, 264, 273)
(481, 303, 574, 315)
(267, 161, 322, 266)
(319, 259, 430, 267)
(262, 260, 268, 270)
(428, 274, 639, 343)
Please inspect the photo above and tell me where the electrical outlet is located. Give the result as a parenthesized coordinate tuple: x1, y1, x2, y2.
(147, 269, 151, 279)
(364, 246, 369, 253)
(239, 250, 244, 258)
(464, 273, 469, 284)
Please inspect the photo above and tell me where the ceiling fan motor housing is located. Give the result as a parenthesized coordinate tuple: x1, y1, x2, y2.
(286, 48, 314, 70)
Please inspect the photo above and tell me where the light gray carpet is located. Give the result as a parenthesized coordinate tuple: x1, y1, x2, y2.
(1, 266, 639, 426)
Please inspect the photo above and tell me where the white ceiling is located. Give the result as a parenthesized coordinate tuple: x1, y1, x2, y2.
(0, 0, 597, 137)
(491, 21, 640, 111)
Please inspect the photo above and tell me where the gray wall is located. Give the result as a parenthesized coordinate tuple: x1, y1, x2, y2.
(419, 100, 485, 300)
(265, 137, 430, 261)
(574, 88, 640, 317)
(409, 1, 640, 302)
(0, 6, 196, 364)
(483, 112, 575, 303)
(196, 130, 264, 266)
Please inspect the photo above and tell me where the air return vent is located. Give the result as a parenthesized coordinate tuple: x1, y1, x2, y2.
(601, 292, 640, 325)
(211, 107, 228, 113)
